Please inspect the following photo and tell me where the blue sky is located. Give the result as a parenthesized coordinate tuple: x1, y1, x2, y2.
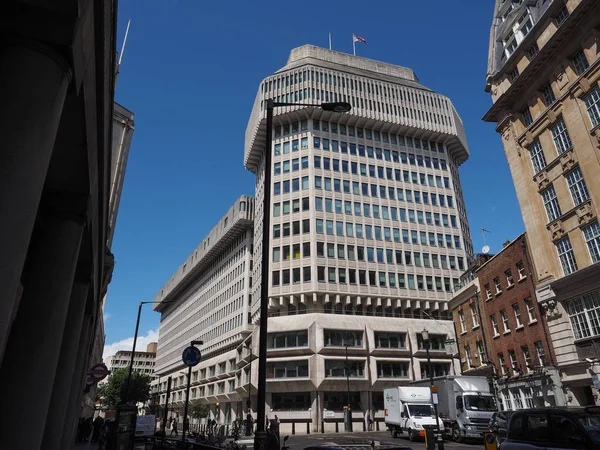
(104, 0, 524, 357)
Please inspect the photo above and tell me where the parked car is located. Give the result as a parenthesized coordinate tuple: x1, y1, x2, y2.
(501, 406, 600, 450)
(488, 410, 515, 445)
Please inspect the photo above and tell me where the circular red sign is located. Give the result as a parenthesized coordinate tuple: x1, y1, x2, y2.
(90, 363, 110, 381)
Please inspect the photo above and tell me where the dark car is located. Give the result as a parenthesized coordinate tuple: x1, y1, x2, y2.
(488, 410, 515, 444)
(501, 406, 600, 450)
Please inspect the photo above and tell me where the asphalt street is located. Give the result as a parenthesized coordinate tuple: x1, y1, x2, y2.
(282, 431, 485, 450)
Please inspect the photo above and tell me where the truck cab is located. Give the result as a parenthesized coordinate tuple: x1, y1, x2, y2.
(384, 386, 444, 441)
(400, 402, 444, 441)
(453, 391, 497, 441)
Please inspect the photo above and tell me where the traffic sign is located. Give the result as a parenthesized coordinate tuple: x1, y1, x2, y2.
(182, 346, 201, 367)
(89, 363, 110, 382)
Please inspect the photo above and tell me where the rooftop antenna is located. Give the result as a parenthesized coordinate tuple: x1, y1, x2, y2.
(115, 19, 131, 86)
(481, 228, 491, 254)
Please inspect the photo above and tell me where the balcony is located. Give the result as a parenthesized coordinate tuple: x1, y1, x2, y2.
(575, 338, 600, 360)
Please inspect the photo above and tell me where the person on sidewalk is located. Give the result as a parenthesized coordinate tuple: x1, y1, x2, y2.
(246, 411, 253, 436)
(92, 416, 104, 443)
(171, 418, 178, 435)
(367, 412, 373, 431)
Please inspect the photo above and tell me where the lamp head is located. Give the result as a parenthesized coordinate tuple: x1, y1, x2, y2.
(421, 329, 430, 341)
(320, 102, 352, 113)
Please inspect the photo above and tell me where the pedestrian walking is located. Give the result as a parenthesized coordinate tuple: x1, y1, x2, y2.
(367, 412, 373, 431)
(171, 417, 178, 435)
(246, 411, 254, 436)
(92, 416, 104, 442)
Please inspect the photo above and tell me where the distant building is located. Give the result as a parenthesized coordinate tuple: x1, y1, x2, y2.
(449, 254, 495, 378)
(484, 0, 600, 405)
(105, 342, 158, 379)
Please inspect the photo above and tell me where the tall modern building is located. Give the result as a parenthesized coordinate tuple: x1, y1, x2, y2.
(243, 45, 474, 432)
(484, 0, 600, 405)
(153, 196, 255, 424)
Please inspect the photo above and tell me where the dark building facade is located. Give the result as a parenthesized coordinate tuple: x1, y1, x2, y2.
(476, 234, 565, 410)
(0, 1, 118, 449)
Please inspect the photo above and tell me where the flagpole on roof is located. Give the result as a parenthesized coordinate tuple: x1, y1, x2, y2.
(352, 34, 356, 56)
(329, 32, 332, 50)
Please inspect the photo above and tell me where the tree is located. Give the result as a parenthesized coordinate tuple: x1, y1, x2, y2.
(189, 399, 210, 420)
(97, 367, 151, 410)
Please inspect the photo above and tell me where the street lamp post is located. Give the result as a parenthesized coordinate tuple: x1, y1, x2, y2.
(344, 342, 353, 432)
(244, 341, 253, 436)
(255, 100, 352, 449)
(182, 340, 203, 443)
(422, 329, 441, 450)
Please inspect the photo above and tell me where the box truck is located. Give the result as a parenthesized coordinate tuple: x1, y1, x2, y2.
(412, 376, 497, 442)
(383, 386, 445, 441)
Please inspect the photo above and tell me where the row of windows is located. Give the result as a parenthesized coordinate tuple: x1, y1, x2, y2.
(314, 176, 455, 208)
(314, 218, 462, 249)
(313, 156, 451, 189)
(497, 341, 547, 377)
(528, 117, 575, 172)
(270, 303, 451, 321)
(556, 221, 600, 276)
(272, 266, 458, 292)
(315, 197, 458, 228)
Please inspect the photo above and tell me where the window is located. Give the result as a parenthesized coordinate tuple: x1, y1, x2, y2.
(420, 363, 450, 379)
(517, 261, 526, 279)
(565, 166, 590, 206)
(374, 332, 406, 349)
(500, 309, 510, 333)
(566, 289, 600, 340)
(377, 362, 409, 378)
(323, 330, 362, 347)
(324, 359, 364, 378)
(572, 49, 589, 76)
(476, 340, 485, 363)
(267, 331, 308, 348)
(417, 334, 446, 351)
(494, 277, 502, 294)
(470, 303, 479, 328)
(522, 107, 533, 127)
(528, 140, 546, 173)
(266, 360, 309, 378)
(464, 345, 472, 369)
(535, 341, 546, 366)
(498, 353, 507, 376)
(458, 310, 466, 333)
(508, 349, 518, 371)
(525, 298, 537, 323)
(556, 237, 578, 275)
(272, 392, 311, 411)
(505, 269, 514, 287)
(491, 315, 499, 337)
(522, 345, 532, 369)
(556, 4, 570, 25)
(584, 86, 600, 127)
(540, 83, 555, 106)
(485, 283, 492, 300)
(550, 118, 572, 155)
(583, 221, 600, 263)
(508, 67, 519, 83)
(541, 185, 561, 222)
(525, 42, 539, 60)
(513, 304, 523, 328)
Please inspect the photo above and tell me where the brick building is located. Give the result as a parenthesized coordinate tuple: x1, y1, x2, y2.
(476, 234, 565, 410)
(450, 254, 495, 377)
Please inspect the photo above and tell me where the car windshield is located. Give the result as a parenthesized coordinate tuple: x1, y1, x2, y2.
(408, 404, 435, 417)
(464, 395, 497, 411)
(578, 415, 600, 443)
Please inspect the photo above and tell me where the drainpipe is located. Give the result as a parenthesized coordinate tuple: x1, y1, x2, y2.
(452, 320, 464, 375)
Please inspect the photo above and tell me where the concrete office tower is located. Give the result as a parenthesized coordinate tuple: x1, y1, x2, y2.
(484, 0, 600, 405)
(244, 45, 473, 432)
(153, 196, 255, 425)
(105, 342, 158, 378)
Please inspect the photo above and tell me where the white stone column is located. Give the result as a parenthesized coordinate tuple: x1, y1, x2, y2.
(0, 215, 83, 450)
(42, 281, 90, 450)
(0, 39, 71, 363)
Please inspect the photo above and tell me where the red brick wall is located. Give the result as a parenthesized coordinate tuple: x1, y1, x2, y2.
(476, 234, 556, 376)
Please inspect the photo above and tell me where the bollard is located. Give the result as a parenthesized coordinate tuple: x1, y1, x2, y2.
(424, 427, 436, 450)
(376, 421, 380, 431)
(292, 422, 296, 435)
(321, 421, 325, 433)
(335, 421, 339, 433)
(307, 422, 310, 435)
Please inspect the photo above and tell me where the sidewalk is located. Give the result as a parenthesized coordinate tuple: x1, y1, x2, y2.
(72, 440, 146, 450)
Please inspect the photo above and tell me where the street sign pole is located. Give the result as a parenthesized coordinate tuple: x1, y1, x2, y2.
(181, 340, 203, 444)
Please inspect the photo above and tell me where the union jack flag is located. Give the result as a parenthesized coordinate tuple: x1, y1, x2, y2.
(353, 35, 367, 44)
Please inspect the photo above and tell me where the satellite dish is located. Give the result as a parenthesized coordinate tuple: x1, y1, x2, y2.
(482, 245, 490, 254)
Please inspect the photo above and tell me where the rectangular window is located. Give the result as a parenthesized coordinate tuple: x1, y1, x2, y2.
(498, 353, 507, 376)
(267, 330, 308, 348)
(522, 345, 532, 370)
(323, 330, 363, 347)
(550, 118, 572, 155)
(377, 362, 409, 378)
(517, 261, 526, 279)
(374, 332, 406, 349)
(522, 107, 533, 127)
(458, 311, 466, 333)
(494, 277, 502, 294)
(491, 315, 499, 337)
(266, 361, 309, 378)
(513, 304, 523, 328)
(324, 360, 364, 378)
(529, 140, 546, 173)
(535, 341, 546, 366)
(565, 166, 590, 206)
(583, 221, 600, 263)
(470, 303, 479, 328)
(505, 269, 514, 287)
(542, 185, 561, 222)
(584, 86, 600, 127)
(540, 83, 556, 106)
(500, 310, 510, 333)
(555, 4, 569, 25)
(485, 284, 492, 300)
(556, 237, 578, 275)
(525, 298, 537, 323)
(572, 49, 589, 75)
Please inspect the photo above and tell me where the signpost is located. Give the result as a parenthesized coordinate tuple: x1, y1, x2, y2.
(90, 363, 111, 381)
(445, 339, 457, 356)
(182, 341, 203, 444)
